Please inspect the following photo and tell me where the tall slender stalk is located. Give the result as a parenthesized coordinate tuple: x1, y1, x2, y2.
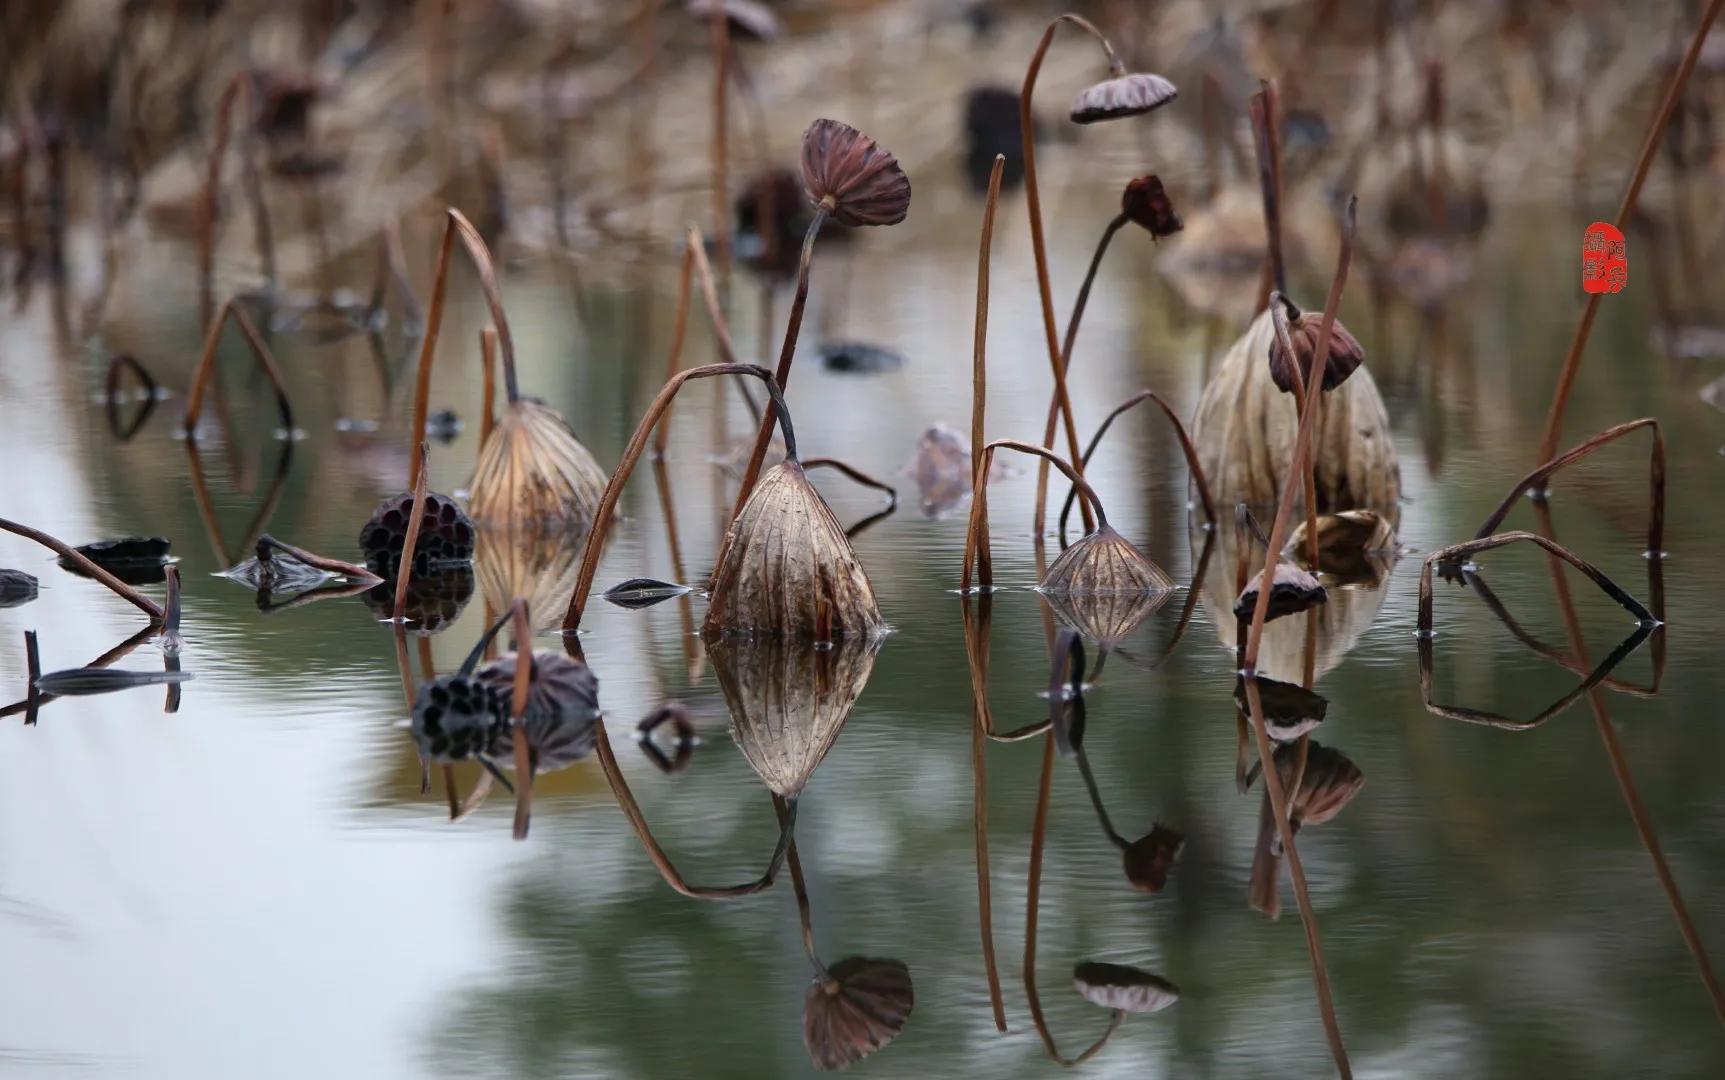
(965, 155, 1005, 594)
(1021, 14, 1122, 534)
(709, 2, 732, 298)
(393, 443, 432, 622)
(1270, 298, 1320, 567)
(1536, 0, 1725, 465)
(963, 440, 1111, 593)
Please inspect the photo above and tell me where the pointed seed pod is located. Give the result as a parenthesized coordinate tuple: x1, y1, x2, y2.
(1121, 175, 1182, 239)
(468, 399, 609, 531)
(1070, 72, 1177, 123)
(803, 957, 914, 1071)
(1042, 524, 1174, 597)
(800, 119, 911, 227)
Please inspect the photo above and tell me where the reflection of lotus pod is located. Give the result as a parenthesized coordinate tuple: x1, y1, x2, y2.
(1233, 560, 1326, 622)
(0, 568, 40, 607)
(479, 652, 602, 772)
(803, 957, 914, 1071)
(1291, 743, 1364, 832)
(1192, 309, 1400, 512)
(358, 490, 476, 575)
(906, 424, 1008, 517)
(1042, 524, 1174, 597)
(799, 118, 911, 228)
(467, 400, 608, 531)
(1267, 309, 1366, 394)
(1072, 962, 1180, 1013)
(1287, 509, 1397, 585)
(709, 634, 879, 797)
(705, 461, 884, 640)
(1122, 824, 1184, 894)
(1235, 676, 1327, 741)
(1070, 73, 1178, 123)
(62, 536, 170, 585)
(362, 566, 476, 634)
(412, 673, 508, 763)
(1045, 586, 1174, 646)
(474, 526, 585, 635)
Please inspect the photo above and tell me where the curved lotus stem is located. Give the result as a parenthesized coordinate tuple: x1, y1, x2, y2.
(1032, 211, 1125, 534)
(410, 208, 519, 488)
(392, 443, 432, 622)
(1055, 389, 1218, 544)
(185, 434, 293, 568)
(1537, 0, 1725, 465)
(1020, 14, 1121, 538)
(963, 440, 1109, 593)
(966, 155, 1005, 594)
(183, 298, 293, 439)
(778, 796, 830, 977)
(562, 364, 797, 634)
(1474, 418, 1664, 556)
(1268, 296, 1319, 566)
(1420, 621, 1651, 731)
(1248, 82, 1286, 302)
(801, 458, 897, 509)
(0, 517, 163, 622)
(594, 722, 797, 898)
(105, 354, 159, 441)
(1417, 530, 1653, 635)
(479, 328, 497, 447)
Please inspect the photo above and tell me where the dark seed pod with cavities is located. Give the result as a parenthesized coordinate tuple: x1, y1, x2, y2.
(359, 490, 475, 576)
(362, 566, 475, 633)
(411, 673, 510, 764)
(1070, 72, 1177, 123)
(800, 118, 911, 227)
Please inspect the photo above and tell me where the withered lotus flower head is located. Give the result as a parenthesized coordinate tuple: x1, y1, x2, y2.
(468, 399, 609, 531)
(1070, 72, 1178, 124)
(1268, 300, 1366, 394)
(479, 651, 602, 773)
(704, 460, 885, 640)
(708, 634, 880, 797)
(1234, 675, 1327, 742)
(362, 566, 475, 634)
(1233, 560, 1327, 622)
(800, 118, 911, 227)
(803, 957, 914, 1071)
(359, 490, 476, 576)
(687, 0, 780, 42)
(1072, 962, 1180, 1014)
(1121, 175, 1182, 240)
(1042, 524, 1174, 598)
(1122, 824, 1185, 894)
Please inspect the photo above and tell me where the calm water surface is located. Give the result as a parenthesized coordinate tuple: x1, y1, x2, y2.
(3, 99, 1724, 1080)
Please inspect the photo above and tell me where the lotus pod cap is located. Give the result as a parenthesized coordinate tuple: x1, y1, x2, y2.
(1072, 962, 1180, 1013)
(1041, 523, 1174, 597)
(803, 957, 914, 1071)
(359, 491, 476, 576)
(800, 119, 911, 227)
(1070, 73, 1178, 124)
(1121, 175, 1183, 239)
(1268, 310, 1366, 394)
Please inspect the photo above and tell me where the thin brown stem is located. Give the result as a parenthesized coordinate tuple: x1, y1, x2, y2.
(393, 443, 432, 621)
(967, 155, 1005, 593)
(23, 630, 41, 726)
(1416, 531, 1653, 634)
(1475, 418, 1664, 555)
(509, 599, 534, 840)
(479, 327, 497, 448)
(1536, 0, 1725, 464)
(0, 518, 162, 621)
(653, 244, 697, 457)
(709, 0, 732, 299)
(563, 364, 795, 633)
(1056, 388, 1218, 542)
(1250, 83, 1287, 301)
(1033, 214, 1125, 534)
(1270, 297, 1320, 566)
(183, 298, 293, 439)
(801, 458, 897, 508)
(777, 795, 827, 976)
(963, 440, 1110, 593)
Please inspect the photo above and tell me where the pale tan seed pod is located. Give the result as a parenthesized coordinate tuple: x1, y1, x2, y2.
(803, 957, 914, 1072)
(1069, 73, 1178, 123)
(704, 460, 885, 640)
(1041, 524, 1174, 597)
(467, 400, 609, 531)
(1191, 308, 1401, 513)
(709, 634, 879, 798)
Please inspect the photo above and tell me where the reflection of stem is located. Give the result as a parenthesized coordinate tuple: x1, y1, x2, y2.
(1529, 501, 1725, 1023)
(1464, 570, 1656, 697)
(1, 625, 156, 721)
(508, 599, 534, 840)
(23, 630, 41, 726)
(963, 593, 1007, 1030)
(777, 794, 828, 978)
(964, 440, 1110, 593)
(183, 298, 294, 439)
(651, 455, 700, 681)
(393, 443, 431, 621)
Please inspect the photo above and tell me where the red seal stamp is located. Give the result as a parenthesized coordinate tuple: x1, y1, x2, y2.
(1582, 221, 1627, 295)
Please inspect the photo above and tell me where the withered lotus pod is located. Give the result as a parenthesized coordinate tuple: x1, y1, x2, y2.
(687, 0, 780, 42)
(1122, 824, 1184, 894)
(1290, 742, 1365, 834)
(0, 568, 40, 608)
(1072, 962, 1180, 1014)
(705, 460, 885, 640)
(1233, 560, 1326, 622)
(61, 536, 171, 586)
(1042, 524, 1174, 597)
(1045, 587, 1174, 649)
(469, 399, 609, 531)
(800, 118, 911, 228)
(1121, 175, 1182, 240)
(479, 651, 602, 772)
(1268, 301, 1366, 394)
(803, 957, 914, 1071)
(1234, 675, 1327, 741)
(411, 672, 509, 764)
(1070, 72, 1177, 124)
(362, 566, 476, 634)
(359, 490, 476, 576)
(708, 634, 880, 797)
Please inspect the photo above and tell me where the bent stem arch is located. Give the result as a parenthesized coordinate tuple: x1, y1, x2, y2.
(963, 440, 1109, 594)
(1021, 14, 1122, 535)
(183, 297, 293, 438)
(562, 363, 797, 634)
(1419, 619, 1652, 731)
(1055, 388, 1218, 545)
(1417, 530, 1654, 636)
(1474, 418, 1665, 556)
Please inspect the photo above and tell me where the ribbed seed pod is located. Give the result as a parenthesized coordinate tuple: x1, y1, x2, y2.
(709, 634, 879, 798)
(1072, 962, 1180, 1013)
(803, 958, 914, 1072)
(467, 400, 609, 531)
(1069, 73, 1177, 123)
(799, 119, 911, 228)
(1041, 524, 1174, 597)
(358, 490, 475, 575)
(478, 651, 602, 773)
(704, 460, 884, 640)
(1045, 586, 1173, 646)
